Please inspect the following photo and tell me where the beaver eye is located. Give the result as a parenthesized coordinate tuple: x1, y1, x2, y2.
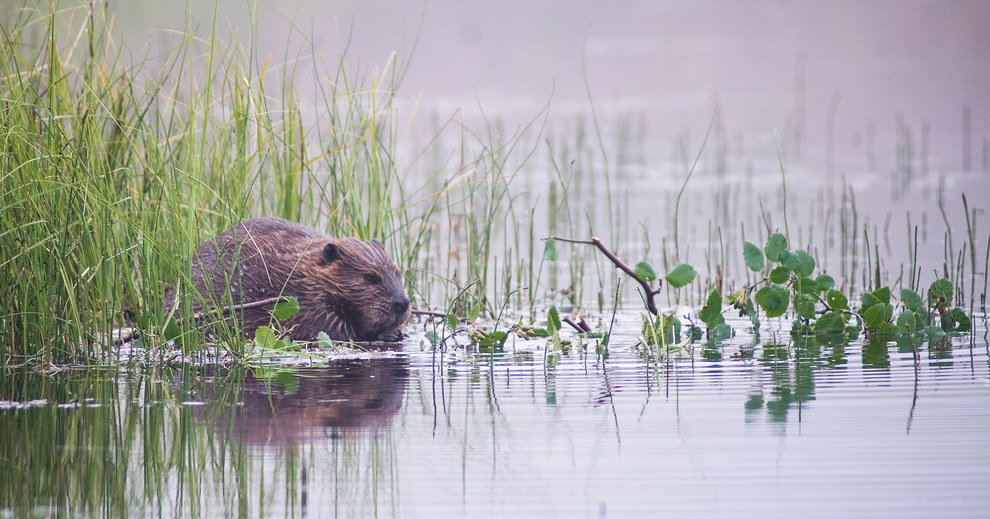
(364, 273, 381, 285)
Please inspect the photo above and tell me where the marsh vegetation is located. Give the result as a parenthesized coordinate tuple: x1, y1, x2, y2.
(2, 2, 988, 517)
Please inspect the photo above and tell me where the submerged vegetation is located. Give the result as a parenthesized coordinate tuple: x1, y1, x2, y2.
(0, 3, 986, 367)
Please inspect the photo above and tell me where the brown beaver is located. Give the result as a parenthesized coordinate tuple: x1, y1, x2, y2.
(169, 217, 410, 342)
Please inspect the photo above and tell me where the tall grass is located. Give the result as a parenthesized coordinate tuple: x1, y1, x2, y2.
(0, 3, 423, 362)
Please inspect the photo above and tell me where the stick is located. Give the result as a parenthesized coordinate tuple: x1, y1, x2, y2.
(547, 236, 660, 315)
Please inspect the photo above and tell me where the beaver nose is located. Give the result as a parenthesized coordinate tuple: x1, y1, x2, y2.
(391, 295, 410, 314)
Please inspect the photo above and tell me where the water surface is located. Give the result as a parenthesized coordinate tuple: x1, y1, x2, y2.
(3, 316, 988, 517)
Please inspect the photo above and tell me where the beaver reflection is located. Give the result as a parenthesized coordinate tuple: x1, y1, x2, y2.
(226, 357, 409, 445)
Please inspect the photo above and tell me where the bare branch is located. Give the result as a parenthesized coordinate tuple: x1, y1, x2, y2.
(546, 236, 660, 315)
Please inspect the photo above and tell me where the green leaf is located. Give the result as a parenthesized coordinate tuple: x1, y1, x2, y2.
(779, 250, 795, 268)
(872, 286, 891, 306)
(316, 331, 334, 349)
(925, 325, 946, 343)
(547, 306, 561, 334)
(792, 250, 816, 277)
(424, 330, 440, 346)
(769, 266, 791, 284)
(272, 297, 300, 320)
(863, 303, 891, 330)
(528, 328, 550, 338)
(861, 292, 880, 312)
(825, 289, 848, 311)
(543, 238, 557, 261)
(698, 289, 725, 328)
(950, 308, 971, 332)
(793, 293, 817, 320)
(469, 303, 482, 321)
(814, 311, 845, 333)
(899, 289, 924, 313)
(254, 326, 279, 349)
(927, 278, 953, 308)
(746, 297, 760, 328)
(163, 316, 181, 342)
(743, 241, 764, 272)
(764, 232, 788, 262)
(664, 263, 697, 288)
(477, 331, 508, 352)
(446, 313, 459, 331)
(815, 275, 835, 293)
(635, 261, 658, 282)
(795, 276, 819, 294)
(755, 284, 789, 318)
(895, 310, 916, 334)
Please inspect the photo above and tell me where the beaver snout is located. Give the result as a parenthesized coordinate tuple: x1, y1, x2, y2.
(390, 295, 410, 315)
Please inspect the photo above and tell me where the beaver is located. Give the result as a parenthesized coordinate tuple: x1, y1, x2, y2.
(170, 217, 410, 342)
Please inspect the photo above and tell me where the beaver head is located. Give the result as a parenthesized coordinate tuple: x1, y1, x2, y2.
(306, 238, 410, 340)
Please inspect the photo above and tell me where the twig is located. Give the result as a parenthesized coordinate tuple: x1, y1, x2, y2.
(194, 296, 288, 320)
(547, 236, 660, 315)
(412, 309, 448, 319)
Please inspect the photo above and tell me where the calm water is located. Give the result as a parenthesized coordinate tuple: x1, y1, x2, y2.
(3, 315, 988, 517)
(5, 2, 988, 517)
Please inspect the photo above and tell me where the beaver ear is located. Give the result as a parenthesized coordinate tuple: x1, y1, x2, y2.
(321, 243, 340, 266)
(371, 239, 386, 252)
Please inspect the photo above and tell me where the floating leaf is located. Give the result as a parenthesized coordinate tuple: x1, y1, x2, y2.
(743, 241, 764, 272)
(755, 284, 789, 318)
(543, 238, 557, 261)
(764, 232, 788, 262)
(635, 261, 658, 282)
(815, 275, 835, 293)
(769, 266, 791, 284)
(272, 297, 300, 320)
(698, 289, 725, 328)
(665, 263, 697, 288)
(927, 278, 953, 308)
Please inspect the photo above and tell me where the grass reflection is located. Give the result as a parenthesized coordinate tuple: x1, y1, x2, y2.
(1, 358, 408, 517)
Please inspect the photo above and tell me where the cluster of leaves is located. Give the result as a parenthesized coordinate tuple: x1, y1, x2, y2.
(725, 233, 970, 343)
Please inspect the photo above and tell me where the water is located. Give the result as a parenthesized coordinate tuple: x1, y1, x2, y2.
(3, 316, 989, 517)
(5, 2, 989, 517)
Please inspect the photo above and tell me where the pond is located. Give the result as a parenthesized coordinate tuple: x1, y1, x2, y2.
(3, 315, 988, 517)
(3, 2, 989, 517)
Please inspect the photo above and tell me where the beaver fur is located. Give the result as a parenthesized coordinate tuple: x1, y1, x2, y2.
(171, 217, 410, 342)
